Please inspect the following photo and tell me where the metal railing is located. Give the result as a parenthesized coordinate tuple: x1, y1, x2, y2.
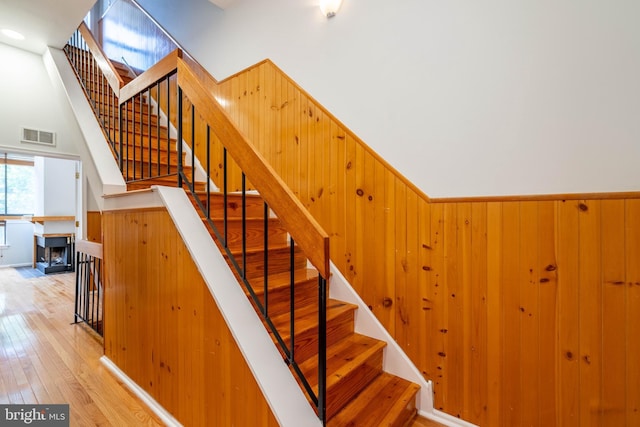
(176, 83, 329, 424)
(73, 240, 104, 336)
(64, 26, 330, 424)
(65, 26, 121, 162)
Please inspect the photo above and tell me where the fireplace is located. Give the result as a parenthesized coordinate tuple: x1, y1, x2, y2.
(35, 235, 75, 274)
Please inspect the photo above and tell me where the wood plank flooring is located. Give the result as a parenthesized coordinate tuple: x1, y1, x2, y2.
(0, 268, 162, 426)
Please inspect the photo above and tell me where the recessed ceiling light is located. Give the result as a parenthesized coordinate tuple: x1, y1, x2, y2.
(1, 29, 25, 40)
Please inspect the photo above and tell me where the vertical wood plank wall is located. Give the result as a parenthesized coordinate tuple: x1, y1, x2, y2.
(86, 211, 102, 243)
(102, 208, 279, 426)
(182, 60, 640, 426)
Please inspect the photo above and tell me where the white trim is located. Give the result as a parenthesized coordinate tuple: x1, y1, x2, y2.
(154, 186, 321, 427)
(418, 408, 479, 427)
(103, 189, 164, 211)
(44, 47, 127, 209)
(0, 262, 32, 268)
(100, 356, 182, 427)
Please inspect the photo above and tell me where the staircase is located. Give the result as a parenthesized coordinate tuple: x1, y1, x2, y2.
(65, 36, 427, 427)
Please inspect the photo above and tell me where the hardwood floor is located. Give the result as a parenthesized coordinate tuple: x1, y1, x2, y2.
(0, 268, 162, 426)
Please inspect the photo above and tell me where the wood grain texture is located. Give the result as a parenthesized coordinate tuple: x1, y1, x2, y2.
(86, 211, 102, 243)
(0, 268, 162, 426)
(77, 22, 124, 93)
(102, 208, 279, 426)
(177, 58, 330, 279)
(80, 19, 639, 424)
(119, 49, 182, 103)
(195, 55, 639, 426)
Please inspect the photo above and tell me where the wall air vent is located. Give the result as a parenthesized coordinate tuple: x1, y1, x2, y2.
(21, 127, 56, 146)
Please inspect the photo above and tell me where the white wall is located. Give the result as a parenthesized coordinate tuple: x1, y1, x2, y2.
(0, 43, 82, 159)
(136, 0, 640, 197)
(34, 157, 78, 235)
(0, 221, 35, 268)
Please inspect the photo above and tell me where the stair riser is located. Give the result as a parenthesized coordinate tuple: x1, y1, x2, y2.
(110, 133, 175, 151)
(252, 277, 318, 318)
(225, 247, 307, 280)
(103, 110, 160, 126)
(92, 98, 148, 113)
(122, 146, 180, 164)
(284, 309, 355, 365)
(326, 351, 384, 419)
(202, 219, 289, 252)
(107, 122, 169, 138)
(201, 194, 266, 219)
(123, 165, 190, 180)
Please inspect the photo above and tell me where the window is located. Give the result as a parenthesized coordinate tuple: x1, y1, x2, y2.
(0, 154, 35, 216)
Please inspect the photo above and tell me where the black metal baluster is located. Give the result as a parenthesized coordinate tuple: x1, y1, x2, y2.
(83, 254, 90, 322)
(166, 76, 171, 176)
(147, 88, 151, 178)
(156, 81, 161, 176)
(73, 252, 81, 323)
(97, 258, 102, 334)
(118, 102, 124, 171)
(191, 104, 195, 186)
(91, 258, 97, 328)
(223, 149, 228, 248)
(139, 92, 144, 179)
(242, 173, 247, 279)
(177, 86, 183, 188)
(289, 237, 295, 365)
(318, 275, 327, 423)
(206, 125, 211, 220)
(264, 202, 269, 317)
(133, 95, 137, 180)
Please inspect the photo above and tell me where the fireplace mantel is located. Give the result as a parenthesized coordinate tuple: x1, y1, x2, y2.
(28, 215, 75, 225)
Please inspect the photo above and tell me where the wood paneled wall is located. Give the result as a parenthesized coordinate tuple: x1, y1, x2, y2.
(102, 208, 279, 426)
(418, 198, 640, 426)
(86, 211, 102, 243)
(188, 60, 640, 426)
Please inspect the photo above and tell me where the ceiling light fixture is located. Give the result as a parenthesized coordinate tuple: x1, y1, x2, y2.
(320, 0, 343, 18)
(1, 28, 25, 40)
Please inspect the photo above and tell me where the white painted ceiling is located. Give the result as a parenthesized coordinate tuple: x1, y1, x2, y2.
(0, 0, 96, 54)
(208, 0, 235, 9)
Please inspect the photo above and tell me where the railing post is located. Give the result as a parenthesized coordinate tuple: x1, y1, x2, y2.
(73, 252, 81, 324)
(118, 102, 123, 172)
(177, 86, 183, 188)
(289, 237, 295, 365)
(318, 275, 327, 424)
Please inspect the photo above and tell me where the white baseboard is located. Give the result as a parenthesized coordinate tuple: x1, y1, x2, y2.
(100, 356, 182, 427)
(0, 263, 34, 268)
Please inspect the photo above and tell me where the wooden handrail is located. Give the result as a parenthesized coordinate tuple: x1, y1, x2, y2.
(119, 49, 183, 104)
(77, 22, 124, 94)
(177, 58, 331, 279)
(76, 239, 103, 259)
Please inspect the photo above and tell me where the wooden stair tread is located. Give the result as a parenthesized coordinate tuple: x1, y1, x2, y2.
(297, 333, 387, 419)
(226, 242, 296, 257)
(126, 176, 206, 191)
(328, 372, 420, 427)
(253, 268, 318, 294)
(299, 334, 386, 390)
(270, 298, 356, 339)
